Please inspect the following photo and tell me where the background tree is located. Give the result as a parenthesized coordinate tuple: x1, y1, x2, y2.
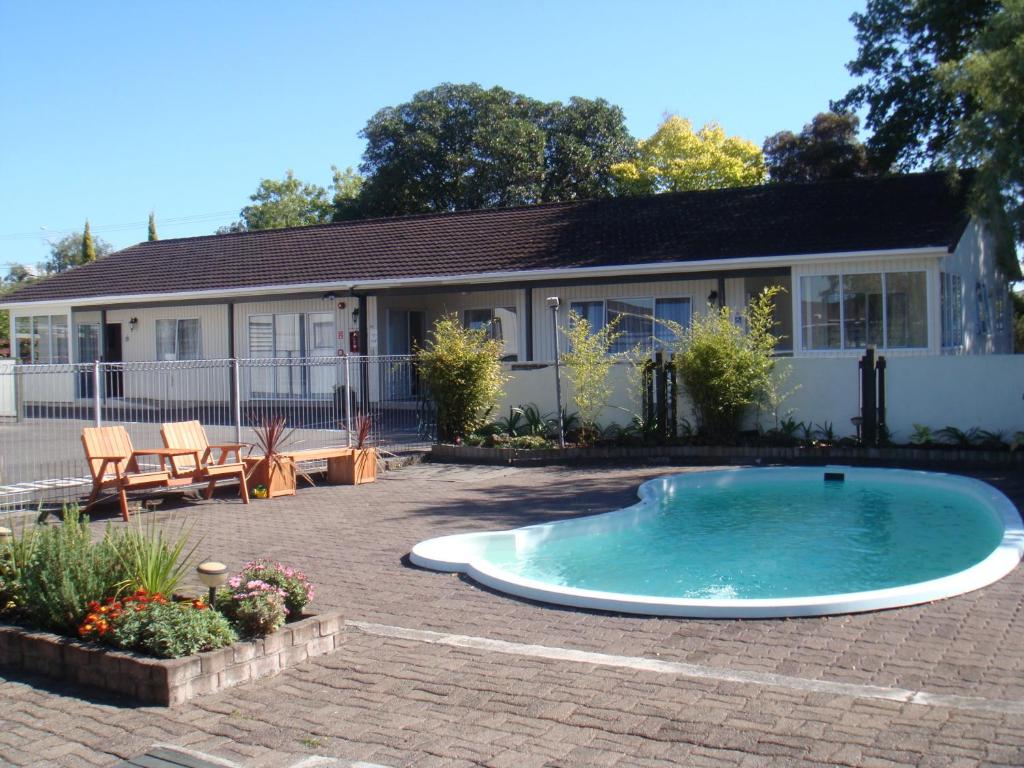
(834, 0, 1021, 275)
(329, 165, 365, 221)
(42, 230, 113, 274)
(223, 170, 333, 232)
(763, 111, 872, 183)
(81, 220, 96, 264)
(356, 83, 634, 217)
(148, 212, 158, 241)
(610, 115, 765, 195)
(542, 97, 636, 202)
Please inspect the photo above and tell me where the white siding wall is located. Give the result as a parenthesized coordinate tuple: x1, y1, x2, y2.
(940, 220, 1013, 354)
(107, 304, 230, 362)
(232, 296, 350, 358)
(791, 254, 942, 357)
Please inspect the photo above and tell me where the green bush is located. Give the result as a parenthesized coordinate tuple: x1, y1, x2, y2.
(415, 314, 507, 441)
(672, 288, 783, 442)
(19, 506, 130, 634)
(111, 601, 236, 659)
(561, 312, 622, 444)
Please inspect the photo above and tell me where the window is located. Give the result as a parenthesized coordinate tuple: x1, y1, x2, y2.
(247, 312, 338, 398)
(14, 315, 69, 364)
(800, 271, 927, 351)
(994, 289, 1006, 335)
(569, 297, 691, 352)
(155, 319, 201, 361)
(941, 273, 964, 348)
(462, 307, 519, 360)
(976, 282, 992, 336)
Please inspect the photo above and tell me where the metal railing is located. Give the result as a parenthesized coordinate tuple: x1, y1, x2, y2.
(0, 355, 435, 509)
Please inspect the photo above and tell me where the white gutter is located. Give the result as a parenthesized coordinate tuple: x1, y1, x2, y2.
(0, 246, 948, 308)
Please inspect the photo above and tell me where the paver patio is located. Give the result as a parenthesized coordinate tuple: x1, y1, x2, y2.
(1, 462, 1023, 767)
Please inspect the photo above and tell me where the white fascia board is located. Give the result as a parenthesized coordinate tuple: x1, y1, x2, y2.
(0, 246, 947, 309)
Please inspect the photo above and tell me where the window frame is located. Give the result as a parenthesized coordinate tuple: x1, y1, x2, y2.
(567, 295, 692, 353)
(799, 270, 929, 353)
(155, 318, 202, 361)
(14, 314, 70, 364)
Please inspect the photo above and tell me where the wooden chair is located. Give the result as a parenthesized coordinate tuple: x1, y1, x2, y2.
(160, 420, 250, 505)
(81, 426, 190, 522)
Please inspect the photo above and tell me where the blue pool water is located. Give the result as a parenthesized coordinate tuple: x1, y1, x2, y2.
(411, 467, 1024, 617)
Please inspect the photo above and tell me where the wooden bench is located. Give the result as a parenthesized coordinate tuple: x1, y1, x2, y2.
(246, 447, 355, 485)
(160, 420, 250, 504)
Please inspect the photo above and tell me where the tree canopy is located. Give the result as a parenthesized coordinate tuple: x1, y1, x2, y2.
(610, 116, 765, 195)
(355, 83, 634, 217)
(834, 0, 1022, 274)
(763, 112, 872, 184)
(42, 229, 113, 274)
(227, 170, 334, 232)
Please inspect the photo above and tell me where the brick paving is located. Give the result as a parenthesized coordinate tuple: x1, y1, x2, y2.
(1, 462, 1023, 767)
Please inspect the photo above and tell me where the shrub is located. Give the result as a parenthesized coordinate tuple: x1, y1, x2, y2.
(561, 312, 622, 444)
(415, 314, 507, 442)
(114, 518, 198, 597)
(0, 517, 38, 622)
(19, 506, 130, 634)
(230, 559, 314, 617)
(217, 578, 288, 637)
(672, 288, 783, 442)
(93, 595, 236, 659)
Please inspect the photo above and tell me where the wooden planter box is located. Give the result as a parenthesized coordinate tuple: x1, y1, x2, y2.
(244, 456, 296, 498)
(0, 611, 345, 706)
(328, 448, 378, 484)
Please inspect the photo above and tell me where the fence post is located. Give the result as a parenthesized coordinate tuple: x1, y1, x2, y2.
(655, 352, 668, 441)
(92, 361, 102, 427)
(231, 358, 242, 444)
(343, 354, 352, 447)
(859, 348, 877, 446)
(876, 355, 887, 440)
(668, 354, 678, 438)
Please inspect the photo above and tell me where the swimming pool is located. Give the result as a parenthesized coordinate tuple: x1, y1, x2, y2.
(410, 467, 1024, 617)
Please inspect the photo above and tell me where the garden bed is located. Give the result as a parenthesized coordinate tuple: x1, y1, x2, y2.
(432, 443, 1024, 469)
(0, 610, 345, 706)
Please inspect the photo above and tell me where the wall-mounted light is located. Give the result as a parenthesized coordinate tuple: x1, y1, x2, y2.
(322, 291, 336, 301)
(129, 317, 139, 331)
(706, 290, 719, 305)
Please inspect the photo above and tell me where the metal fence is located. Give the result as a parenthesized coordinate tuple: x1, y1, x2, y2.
(0, 355, 435, 510)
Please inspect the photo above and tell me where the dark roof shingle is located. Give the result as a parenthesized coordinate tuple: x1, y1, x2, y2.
(4, 172, 970, 304)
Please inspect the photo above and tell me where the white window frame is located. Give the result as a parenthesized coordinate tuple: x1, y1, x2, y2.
(799, 270, 929, 353)
(567, 296, 692, 353)
(14, 314, 69, 364)
(155, 318, 202, 361)
(940, 272, 964, 349)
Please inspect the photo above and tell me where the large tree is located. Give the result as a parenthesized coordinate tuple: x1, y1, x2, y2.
(223, 170, 334, 232)
(763, 112, 872, 184)
(42, 229, 113, 274)
(330, 165, 365, 221)
(834, 0, 1021, 275)
(355, 83, 634, 217)
(610, 115, 765, 195)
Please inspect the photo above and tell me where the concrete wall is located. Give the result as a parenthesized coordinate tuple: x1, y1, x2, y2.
(497, 354, 1024, 440)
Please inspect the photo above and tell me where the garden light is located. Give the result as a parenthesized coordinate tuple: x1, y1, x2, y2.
(197, 561, 229, 607)
(0, 526, 11, 546)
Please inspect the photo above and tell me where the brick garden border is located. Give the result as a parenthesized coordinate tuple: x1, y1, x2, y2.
(432, 443, 1024, 469)
(0, 611, 344, 706)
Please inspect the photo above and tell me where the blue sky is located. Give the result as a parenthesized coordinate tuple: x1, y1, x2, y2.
(0, 1, 863, 274)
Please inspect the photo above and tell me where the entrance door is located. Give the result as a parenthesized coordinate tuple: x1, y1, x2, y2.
(104, 323, 124, 398)
(76, 323, 100, 398)
(386, 310, 425, 398)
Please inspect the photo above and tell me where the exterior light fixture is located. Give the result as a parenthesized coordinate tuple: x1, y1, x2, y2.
(197, 561, 229, 607)
(706, 290, 719, 305)
(0, 526, 11, 546)
(129, 317, 139, 331)
(323, 291, 337, 301)
(546, 297, 565, 448)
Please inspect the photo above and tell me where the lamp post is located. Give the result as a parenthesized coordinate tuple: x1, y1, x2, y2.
(197, 561, 229, 608)
(547, 297, 565, 448)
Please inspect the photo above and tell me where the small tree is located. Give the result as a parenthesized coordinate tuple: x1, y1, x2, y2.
(415, 315, 507, 442)
(148, 212, 158, 241)
(81, 220, 96, 264)
(673, 288, 782, 442)
(561, 312, 622, 443)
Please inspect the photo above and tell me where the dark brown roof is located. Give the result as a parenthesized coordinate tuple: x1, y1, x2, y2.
(4, 172, 971, 304)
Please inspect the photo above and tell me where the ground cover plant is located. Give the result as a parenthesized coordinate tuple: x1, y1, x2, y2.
(0, 507, 316, 658)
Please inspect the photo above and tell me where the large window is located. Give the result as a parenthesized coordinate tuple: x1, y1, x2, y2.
(155, 319, 201, 361)
(940, 273, 964, 348)
(569, 297, 692, 352)
(800, 271, 927, 351)
(248, 312, 336, 398)
(462, 307, 519, 360)
(15, 315, 68, 364)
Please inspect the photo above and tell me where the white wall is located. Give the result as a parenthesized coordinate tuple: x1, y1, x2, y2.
(107, 304, 231, 362)
(941, 220, 1014, 354)
(497, 354, 1024, 440)
(0, 359, 15, 417)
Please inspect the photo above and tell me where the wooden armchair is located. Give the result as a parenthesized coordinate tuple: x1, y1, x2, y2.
(160, 420, 250, 505)
(81, 426, 192, 522)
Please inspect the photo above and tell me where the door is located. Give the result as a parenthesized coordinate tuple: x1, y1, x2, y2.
(104, 323, 123, 398)
(76, 323, 100, 399)
(386, 310, 425, 398)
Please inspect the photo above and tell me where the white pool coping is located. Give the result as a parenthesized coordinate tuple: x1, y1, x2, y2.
(410, 466, 1024, 618)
